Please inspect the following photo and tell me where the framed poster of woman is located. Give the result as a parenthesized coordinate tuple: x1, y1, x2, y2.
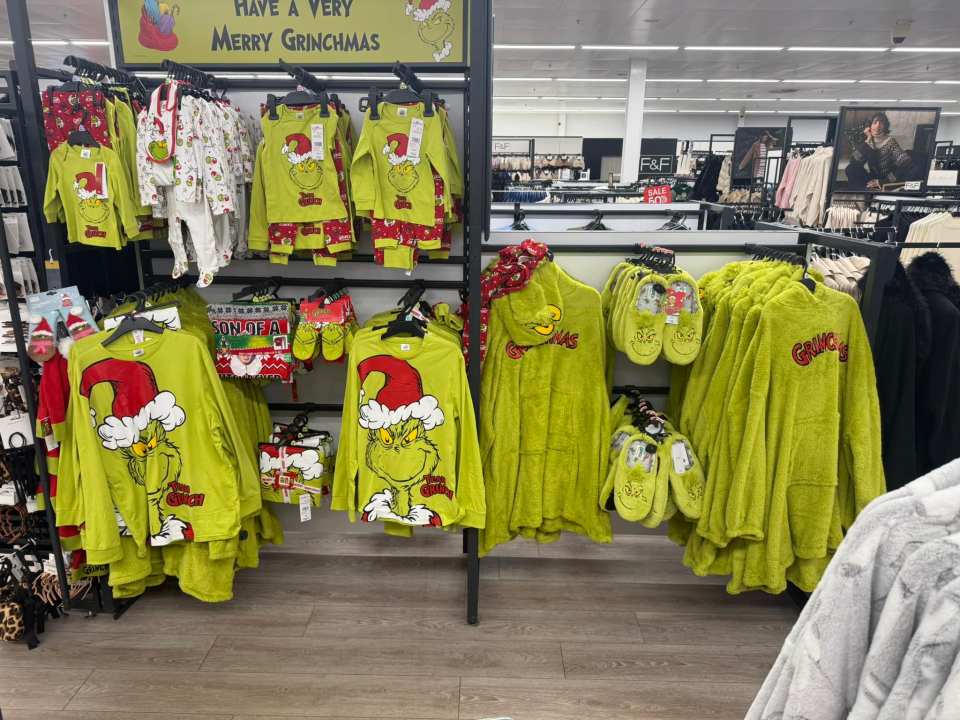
(831, 107, 941, 194)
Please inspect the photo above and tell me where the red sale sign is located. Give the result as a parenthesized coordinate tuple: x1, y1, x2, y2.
(643, 185, 673, 204)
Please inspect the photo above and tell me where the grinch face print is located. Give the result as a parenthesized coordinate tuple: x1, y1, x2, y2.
(282, 132, 323, 191)
(357, 355, 448, 527)
(405, 0, 456, 62)
(631, 327, 659, 356)
(147, 117, 170, 162)
(73, 165, 110, 225)
(80, 358, 198, 546)
(383, 132, 421, 196)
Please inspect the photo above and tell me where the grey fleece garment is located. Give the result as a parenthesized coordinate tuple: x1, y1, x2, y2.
(925, 637, 960, 719)
(849, 535, 960, 719)
(747, 458, 960, 720)
(877, 577, 960, 720)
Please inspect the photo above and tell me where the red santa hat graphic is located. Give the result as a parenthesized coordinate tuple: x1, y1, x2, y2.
(383, 132, 416, 166)
(406, 0, 451, 22)
(31, 316, 53, 340)
(80, 358, 185, 450)
(357, 355, 444, 431)
(282, 133, 312, 165)
(73, 164, 107, 201)
(58, 309, 96, 358)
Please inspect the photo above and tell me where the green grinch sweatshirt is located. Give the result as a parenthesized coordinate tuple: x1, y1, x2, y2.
(248, 105, 349, 248)
(58, 330, 260, 565)
(479, 260, 612, 555)
(688, 283, 884, 591)
(332, 328, 485, 529)
(43, 143, 140, 249)
(351, 102, 454, 226)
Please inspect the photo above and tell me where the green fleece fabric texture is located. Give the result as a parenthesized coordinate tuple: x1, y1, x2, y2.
(672, 261, 885, 594)
(480, 260, 612, 555)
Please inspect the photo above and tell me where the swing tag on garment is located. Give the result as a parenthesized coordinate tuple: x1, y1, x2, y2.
(407, 118, 424, 163)
(671, 440, 693, 474)
(133, 329, 145, 344)
(311, 124, 325, 161)
(299, 493, 312, 522)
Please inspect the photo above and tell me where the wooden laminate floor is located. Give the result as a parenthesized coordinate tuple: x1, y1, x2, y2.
(0, 531, 796, 720)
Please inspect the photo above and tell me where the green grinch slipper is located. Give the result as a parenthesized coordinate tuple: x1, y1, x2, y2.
(613, 432, 659, 522)
(639, 439, 673, 528)
(665, 433, 705, 520)
(661, 270, 704, 365)
(292, 322, 319, 362)
(623, 271, 667, 365)
(321, 323, 347, 362)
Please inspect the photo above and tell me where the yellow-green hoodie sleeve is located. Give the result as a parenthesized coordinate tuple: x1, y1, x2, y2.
(248, 141, 269, 252)
(838, 307, 885, 528)
(109, 152, 141, 240)
(455, 355, 485, 528)
(350, 114, 376, 216)
(332, 348, 360, 520)
(43, 146, 64, 224)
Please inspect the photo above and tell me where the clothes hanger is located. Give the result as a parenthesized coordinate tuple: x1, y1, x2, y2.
(101, 312, 164, 346)
(67, 109, 100, 147)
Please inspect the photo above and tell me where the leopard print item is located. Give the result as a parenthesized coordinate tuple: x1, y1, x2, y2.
(0, 601, 24, 641)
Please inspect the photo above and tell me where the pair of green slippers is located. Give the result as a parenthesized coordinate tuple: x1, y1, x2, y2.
(605, 263, 704, 366)
(603, 422, 705, 527)
(293, 321, 351, 363)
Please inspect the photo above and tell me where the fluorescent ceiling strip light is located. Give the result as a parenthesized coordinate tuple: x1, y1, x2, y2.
(942, 112, 960, 115)
(706, 79, 779, 83)
(254, 73, 288, 78)
(934, 80, 960, 85)
(782, 79, 856, 84)
(675, 109, 730, 113)
(493, 77, 553, 82)
(719, 98, 779, 101)
(646, 78, 703, 83)
(787, 110, 831, 114)
(327, 74, 395, 80)
(493, 95, 538, 100)
(891, 47, 960, 53)
(653, 97, 719, 101)
(598, 96, 627, 100)
(788, 46, 887, 52)
(32, 40, 69, 45)
(860, 79, 932, 84)
(581, 45, 679, 50)
(538, 96, 622, 101)
(685, 45, 783, 51)
(840, 99, 900, 103)
(135, 72, 166, 78)
(780, 97, 839, 102)
(214, 73, 257, 79)
(494, 44, 575, 50)
(0, 41, 12, 45)
(70, 40, 111, 46)
(900, 99, 957, 103)
(555, 77, 628, 83)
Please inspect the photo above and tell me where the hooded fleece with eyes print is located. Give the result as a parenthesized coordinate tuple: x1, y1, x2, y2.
(479, 259, 612, 555)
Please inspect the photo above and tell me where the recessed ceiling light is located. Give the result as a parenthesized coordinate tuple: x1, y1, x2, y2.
(70, 40, 111, 46)
(706, 79, 780, 83)
(685, 45, 783, 51)
(782, 79, 856, 84)
(860, 79, 932, 84)
(555, 77, 628, 83)
(780, 97, 839, 102)
(493, 77, 553, 82)
(581, 45, 678, 50)
(646, 78, 704, 83)
(494, 44, 576, 50)
(900, 99, 957, 103)
(891, 47, 960, 52)
(788, 46, 888, 52)
(31, 40, 69, 45)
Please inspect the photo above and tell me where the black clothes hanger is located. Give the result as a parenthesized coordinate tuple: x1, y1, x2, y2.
(569, 209, 611, 231)
(67, 109, 100, 147)
(102, 313, 165, 346)
(233, 277, 282, 301)
(380, 314, 426, 339)
(511, 203, 531, 231)
(308, 277, 347, 302)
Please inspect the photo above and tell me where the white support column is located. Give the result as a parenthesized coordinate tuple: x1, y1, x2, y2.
(620, 59, 647, 184)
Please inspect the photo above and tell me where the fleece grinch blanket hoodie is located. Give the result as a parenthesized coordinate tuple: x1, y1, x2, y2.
(479, 260, 612, 555)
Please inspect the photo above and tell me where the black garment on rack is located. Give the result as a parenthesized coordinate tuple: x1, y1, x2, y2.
(861, 264, 931, 490)
(907, 252, 960, 474)
(690, 154, 723, 202)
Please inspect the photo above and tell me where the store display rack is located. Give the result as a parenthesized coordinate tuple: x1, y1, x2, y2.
(0, 0, 492, 625)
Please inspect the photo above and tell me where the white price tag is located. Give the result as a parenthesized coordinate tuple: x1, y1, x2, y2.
(80, 148, 91, 159)
(671, 440, 693, 474)
(299, 493, 312, 522)
(133, 329, 145, 344)
(26, 495, 38, 513)
(400, 343, 411, 352)
(407, 118, 424, 163)
(0, 483, 15, 506)
(311, 124, 325, 161)
(903, 180, 922, 191)
(397, 106, 408, 117)
(665, 314, 679, 325)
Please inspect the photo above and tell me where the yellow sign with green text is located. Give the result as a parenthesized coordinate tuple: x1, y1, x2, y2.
(109, 0, 467, 67)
